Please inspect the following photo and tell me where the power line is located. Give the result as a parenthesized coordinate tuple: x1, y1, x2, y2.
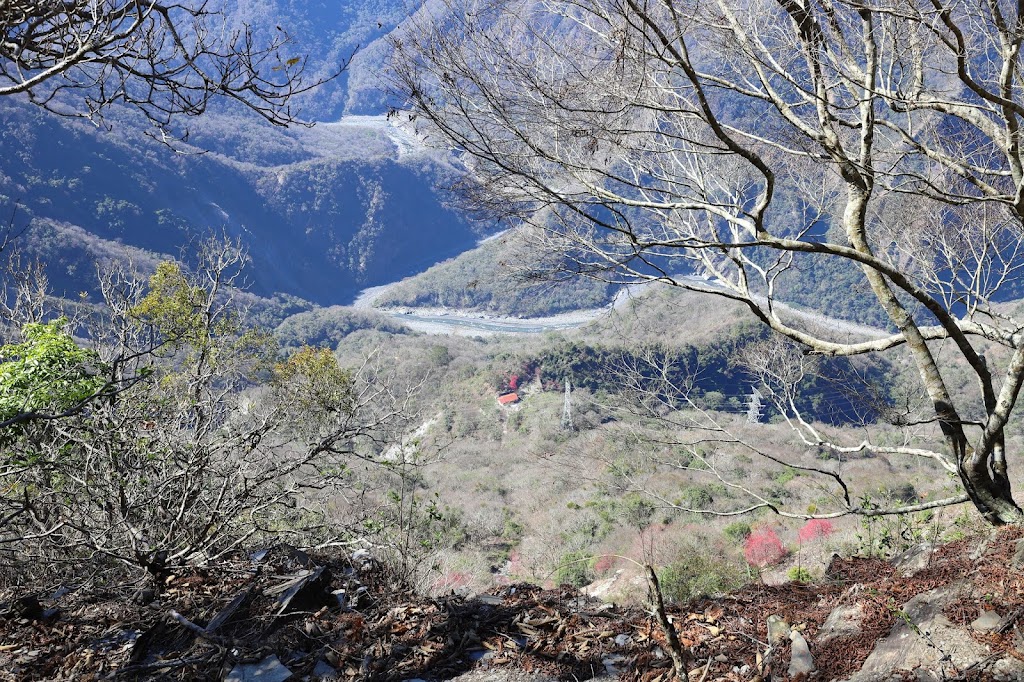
(746, 387, 763, 424)
(561, 376, 574, 431)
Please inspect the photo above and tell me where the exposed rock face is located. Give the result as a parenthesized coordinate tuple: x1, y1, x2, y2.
(971, 609, 1001, 632)
(225, 655, 292, 682)
(766, 614, 791, 644)
(845, 584, 1024, 682)
(1012, 539, 1024, 569)
(817, 602, 866, 646)
(890, 543, 934, 578)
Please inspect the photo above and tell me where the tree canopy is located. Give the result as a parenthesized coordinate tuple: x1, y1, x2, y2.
(0, 318, 106, 430)
(0, 241, 413, 582)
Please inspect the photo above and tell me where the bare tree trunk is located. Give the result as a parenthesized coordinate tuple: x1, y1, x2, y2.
(960, 437, 1023, 525)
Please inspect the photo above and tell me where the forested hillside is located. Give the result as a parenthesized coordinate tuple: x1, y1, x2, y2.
(0, 0, 503, 310)
(0, 97, 487, 305)
(374, 234, 619, 316)
(0, 0, 908, 323)
(11, 1, 1024, 679)
(221, 0, 416, 118)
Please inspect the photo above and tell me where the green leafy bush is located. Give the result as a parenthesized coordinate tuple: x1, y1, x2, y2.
(787, 566, 813, 583)
(0, 318, 107, 425)
(773, 467, 798, 485)
(555, 551, 594, 587)
(658, 548, 747, 603)
(723, 521, 752, 543)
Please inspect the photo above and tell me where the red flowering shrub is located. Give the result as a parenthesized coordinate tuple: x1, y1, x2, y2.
(432, 571, 471, 593)
(592, 555, 618, 575)
(744, 529, 786, 567)
(509, 374, 520, 390)
(797, 519, 834, 544)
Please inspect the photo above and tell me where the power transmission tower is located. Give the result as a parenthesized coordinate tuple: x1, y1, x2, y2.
(746, 387, 764, 424)
(561, 377, 574, 431)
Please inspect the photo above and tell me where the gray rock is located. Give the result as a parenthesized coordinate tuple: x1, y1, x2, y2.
(817, 602, 866, 645)
(206, 589, 255, 634)
(272, 566, 331, 616)
(990, 657, 1024, 682)
(351, 548, 374, 568)
(445, 671, 562, 682)
(971, 609, 1002, 632)
(602, 654, 626, 674)
(845, 585, 989, 682)
(767, 614, 791, 644)
(890, 542, 933, 578)
(249, 548, 271, 564)
(352, 585, 371, 608)
(224, 655, 292, 682)
(50, 586, 72, 601)
(969, 536, 992, 561)
(1013, 539, 1024, 569)
(789, 630, 815, 676)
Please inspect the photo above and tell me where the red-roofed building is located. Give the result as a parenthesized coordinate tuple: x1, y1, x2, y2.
(497, 393, 520, 406)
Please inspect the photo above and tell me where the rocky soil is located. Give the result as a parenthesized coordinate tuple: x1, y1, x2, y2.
(2, 526, 1024, 681)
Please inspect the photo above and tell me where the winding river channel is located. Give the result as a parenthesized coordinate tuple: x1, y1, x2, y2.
(349, 282, 634, 336)
(351, 276, 889, 339)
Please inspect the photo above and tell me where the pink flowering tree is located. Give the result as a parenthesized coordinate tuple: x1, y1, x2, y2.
(744, 529, 786, 568)
(798, 519, 835, 545)
(791, 519, 835, 581)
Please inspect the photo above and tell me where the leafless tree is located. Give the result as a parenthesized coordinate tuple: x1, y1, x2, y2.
(0, 239, 415, 583)
(0, 1, 337, 137)
(392, 0, 1024, 524)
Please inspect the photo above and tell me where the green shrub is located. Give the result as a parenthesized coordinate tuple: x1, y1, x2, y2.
(879, 482, 917, 503)
(428, 344, 452, 366)
(773, 467, 797, 485)
(761, 484, 792, 504)
(787, 566, 813, 583)
(702, 390, 725, 410)
(555, 551, 594, 587)
(723, 521, 752, 543)
(658, 548, 747, 603)
(677, 485, 714, 510)
(621, 494, 656, 528)
(501, 508, 525, 540)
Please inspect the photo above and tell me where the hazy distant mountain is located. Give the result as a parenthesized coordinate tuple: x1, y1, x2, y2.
(0, 0, 950, 326)
(0, 100, 489, 305)
(0, 0, 500, 307)
(222, 0, 418, 118)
